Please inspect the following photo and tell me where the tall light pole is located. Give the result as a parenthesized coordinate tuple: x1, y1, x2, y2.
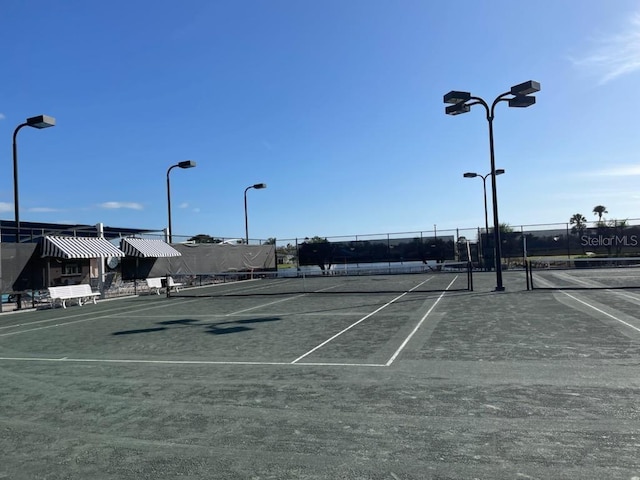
(463, 169, 505, 270)
(445, 80, 540, 291)
(244, 183, 267, 244)
(166, 160, 196, 243)
(13, 115, 56, 242)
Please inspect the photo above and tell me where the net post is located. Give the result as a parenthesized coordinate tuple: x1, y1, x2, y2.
(467, 261, 473, 291)
(525, 260, 530, 290)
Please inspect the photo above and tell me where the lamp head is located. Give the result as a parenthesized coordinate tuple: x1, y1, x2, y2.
(177, 160, 196, 169)
(253, 183, 267, 189)
(494, 169, 505, 175)
(508, 95, 536, 108)
(443, 91, 471, 104)
(463, 172, 478, 178)
(510, 80, 541, 96)
(445, 103, 471, 115)
(26, 115, 56, 129)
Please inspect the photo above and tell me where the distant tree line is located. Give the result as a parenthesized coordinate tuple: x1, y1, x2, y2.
(297, 235, 455, 272)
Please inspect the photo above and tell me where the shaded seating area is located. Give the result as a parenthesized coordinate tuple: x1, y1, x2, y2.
(1, 229, 276, 311)
(121, 236, 181, 275)
(34, 236, 127, 307)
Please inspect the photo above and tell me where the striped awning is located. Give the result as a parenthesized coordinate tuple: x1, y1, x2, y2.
(120, 237, 182, 258)
(42, 236, 126, 259)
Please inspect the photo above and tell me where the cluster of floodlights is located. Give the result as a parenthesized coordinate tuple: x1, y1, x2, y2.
(443, 81, 541, 291)
(444, 80, 540, 115)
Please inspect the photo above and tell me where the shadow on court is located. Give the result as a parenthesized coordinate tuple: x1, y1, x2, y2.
(111, 316, 282, 336)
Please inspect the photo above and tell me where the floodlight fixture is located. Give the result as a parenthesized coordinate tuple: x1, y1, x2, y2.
(26, 115, 56, 129)
(510, 80, 541, 96)
(463, 168, 506, 272)
(244, 182, 268, 244)
(445, 80, 541, 290)
(177, 160, 196, 169)
(167, 160, 197, 243)
(445, 103, 471, 115)
(444, 91, 471, 104)
(13, 113, 56, 243)
(508, 95, 536, 108)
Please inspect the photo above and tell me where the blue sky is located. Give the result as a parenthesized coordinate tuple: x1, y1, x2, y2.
(2, 0, 640, 243)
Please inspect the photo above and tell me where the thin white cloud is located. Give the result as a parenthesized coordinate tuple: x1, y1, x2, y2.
(28, 207, 60, 213)
(573, 13, 640, 84)
(98, 201, 144, 210)
(0, 202, 12, 212)
(583, 164, 640, 176)
(179, 202, 189, 209)
(0, 113, 6, 121)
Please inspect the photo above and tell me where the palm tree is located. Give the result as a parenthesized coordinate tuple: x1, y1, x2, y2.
(569, 213, 588, 254)
(592, 205, 608, 222)
(569, 213, 587, 235)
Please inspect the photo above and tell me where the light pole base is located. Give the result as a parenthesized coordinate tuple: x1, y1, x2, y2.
(494, 286, 506, 292)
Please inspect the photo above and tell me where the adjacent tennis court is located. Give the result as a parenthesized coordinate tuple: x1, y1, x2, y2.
(527, 256, 640, 290)
(1, 271, 640, 479)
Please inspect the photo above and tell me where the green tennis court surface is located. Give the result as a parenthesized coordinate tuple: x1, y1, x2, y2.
(1, 271, 639, 479)
(527, 256, 640, 290)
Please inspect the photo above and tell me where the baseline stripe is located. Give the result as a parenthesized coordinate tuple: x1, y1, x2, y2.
(0, 356, 385, 367)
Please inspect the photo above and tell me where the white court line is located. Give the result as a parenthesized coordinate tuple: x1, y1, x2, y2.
(0, 356, 385, 368)
(385, 277, 456, 366)
(562, 292, 640, 333)
(290, 278, 435, 364)
(0, 298, 203, 337)
(224, 294, 306, 316)
(0, 303, 153, 331)
(533, 273, 640, 333)
(222, 281, 354, 316)
(608, 290, 640, 302)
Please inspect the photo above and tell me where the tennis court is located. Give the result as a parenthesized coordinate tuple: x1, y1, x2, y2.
(527, 256, 640, 290)
(1, 270, 640, 479)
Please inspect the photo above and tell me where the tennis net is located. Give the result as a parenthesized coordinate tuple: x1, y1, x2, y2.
(526, 257, 640, 290)
(168, 262, 473, 297)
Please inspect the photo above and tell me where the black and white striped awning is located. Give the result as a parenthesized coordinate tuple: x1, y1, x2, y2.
(42, 236, 126, 259)
(120, 237, 182, 258)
